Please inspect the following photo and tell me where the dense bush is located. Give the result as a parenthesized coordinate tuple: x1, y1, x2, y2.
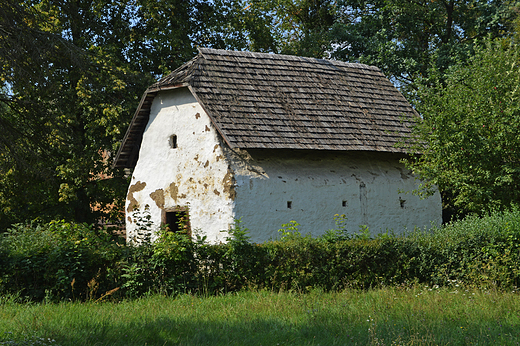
(0, 221, 123, 301)
(412, 209, 520, 288)
(2, 209, 520, 301)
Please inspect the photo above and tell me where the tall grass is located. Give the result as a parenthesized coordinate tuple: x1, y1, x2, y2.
(1, 287, 520, 345)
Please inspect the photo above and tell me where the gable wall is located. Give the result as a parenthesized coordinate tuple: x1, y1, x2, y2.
(125, 88, 235, 242)
(228, 150, 441, 242)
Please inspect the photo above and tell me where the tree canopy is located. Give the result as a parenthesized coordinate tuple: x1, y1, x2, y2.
(0, 0, 282, 229)
(0, 0, 151, 228)
(330, 0, 517, 95)
(405, 38, 520, 214)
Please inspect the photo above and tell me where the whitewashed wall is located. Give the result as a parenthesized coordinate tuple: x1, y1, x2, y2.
(125, 88, 235, 243)
(229, 150, 442, 243)
(126, 88, 442, 244)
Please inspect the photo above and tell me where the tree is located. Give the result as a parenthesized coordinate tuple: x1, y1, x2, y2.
(203, 0, 278, 53)
(0, 0, 152, 229)
(241, 0, 337, 57)
(274, 0, 337, 57)
(125, 0, 279, 76)
(330, 0, 517, 94)
(404, 39, 520, 214)
(0, 0, 285, 229)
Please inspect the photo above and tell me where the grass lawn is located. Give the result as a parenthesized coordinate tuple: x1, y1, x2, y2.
(1, 286, 520, 345)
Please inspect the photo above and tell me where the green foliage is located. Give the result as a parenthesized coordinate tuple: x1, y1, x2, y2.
(3, 210, 520, 301)
(121, 219, 199, 297)
(2, 0, 520, 230)
(330, 0, 517, 95)
(223, 218, 251, 244)
(411, 207, 520, 288)
(0, 0, 284, 230)
(217, 219, 264, 291)
(150, 227, 198, 294)
(277, 220, 304, 240)
(252, 0, 337, 57)
(203, 0, 279, 53)
(0, 220, 122, 301)
(320, 214, 350, 242)
(405, 39, 520, 214)
(0, 0, 151, 229)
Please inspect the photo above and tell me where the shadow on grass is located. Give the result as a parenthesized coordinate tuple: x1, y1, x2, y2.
(50, 320, 361, 346)
(23, 314, 520, 346)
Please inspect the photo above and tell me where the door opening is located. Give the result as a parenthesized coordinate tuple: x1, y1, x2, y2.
(163, 208, 191, 236)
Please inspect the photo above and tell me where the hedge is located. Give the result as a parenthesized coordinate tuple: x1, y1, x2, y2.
(1, 209, 520, 301)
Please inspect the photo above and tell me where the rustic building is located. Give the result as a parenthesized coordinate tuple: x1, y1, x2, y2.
(114, 48, 441, 243)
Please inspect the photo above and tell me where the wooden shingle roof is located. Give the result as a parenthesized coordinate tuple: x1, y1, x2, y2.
(114, 48, 417, 168)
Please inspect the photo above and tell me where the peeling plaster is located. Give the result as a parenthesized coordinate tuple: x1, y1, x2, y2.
(125, 88, 441, 244)
(127, 181, 146, 212)
(150, 189, 165, 208)
(222, 169, 236, 200)
(169, 182, 179, 201)
(125, 88, 236, 243)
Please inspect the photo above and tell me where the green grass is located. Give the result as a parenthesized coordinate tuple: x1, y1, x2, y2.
(1, 286, 520, 345)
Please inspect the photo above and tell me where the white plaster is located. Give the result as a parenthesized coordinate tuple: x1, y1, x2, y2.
(125, 89, 442, 244)
(125, 88, 235, 243)
(229, 150, 442, 243)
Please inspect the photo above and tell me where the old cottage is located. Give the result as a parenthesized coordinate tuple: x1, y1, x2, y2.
(114, 48, 441, 243)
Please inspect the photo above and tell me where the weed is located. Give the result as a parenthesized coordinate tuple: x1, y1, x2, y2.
(278, 220, 303, 241)
(320, 214, 350, 242)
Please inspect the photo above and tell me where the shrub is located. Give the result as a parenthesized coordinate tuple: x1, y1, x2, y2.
(0, 221, 122, 301)
(2, 208, 520, 301)
(413, 207, 520, 288)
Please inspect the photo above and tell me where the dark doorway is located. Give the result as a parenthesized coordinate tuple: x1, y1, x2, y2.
(163, 209, 190, 235)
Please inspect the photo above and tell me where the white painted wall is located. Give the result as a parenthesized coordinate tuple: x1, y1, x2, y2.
(125, 88, 235, 243)
(229, 150, 442, 243)
(125, 88, 442, 244)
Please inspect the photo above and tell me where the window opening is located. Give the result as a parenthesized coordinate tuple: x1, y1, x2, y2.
(287, 201, 292, 209)
(342, 200, 347, 207)
(164, 209, 190, 235)
(169, 135, 177, 149)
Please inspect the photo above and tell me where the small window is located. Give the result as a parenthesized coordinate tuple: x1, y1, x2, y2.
(163, 209, 190, 235)
(342, 200, 347, 207)
(287, 201, 292, 209)
(169, 135, 177, 149)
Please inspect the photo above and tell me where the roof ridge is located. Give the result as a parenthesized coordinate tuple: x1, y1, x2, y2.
(197, 47, 378, 71)
(149, 54, 201, 91)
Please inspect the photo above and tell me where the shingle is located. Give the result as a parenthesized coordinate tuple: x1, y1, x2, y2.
(115, 48, 418, 168)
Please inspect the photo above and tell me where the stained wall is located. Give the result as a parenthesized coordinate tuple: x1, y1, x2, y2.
(125, 88, 235, 242)
(229, 150, 442, 242)
(125, 88, 442, 243)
